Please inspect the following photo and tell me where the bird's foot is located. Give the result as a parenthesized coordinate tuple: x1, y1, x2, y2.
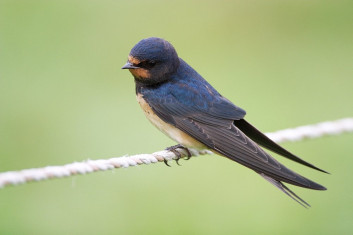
(164, 144, 192, 166)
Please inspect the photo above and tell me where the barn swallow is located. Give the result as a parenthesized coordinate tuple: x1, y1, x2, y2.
(122, 37, 327, 207)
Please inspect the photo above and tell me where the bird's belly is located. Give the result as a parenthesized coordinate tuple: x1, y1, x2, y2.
(137, 94, 206, 149)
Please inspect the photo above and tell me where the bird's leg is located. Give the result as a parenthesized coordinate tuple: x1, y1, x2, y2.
(165, 144, 192, 166)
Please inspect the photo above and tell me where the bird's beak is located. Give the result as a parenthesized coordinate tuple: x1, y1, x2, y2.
(121, 62, 139, 69)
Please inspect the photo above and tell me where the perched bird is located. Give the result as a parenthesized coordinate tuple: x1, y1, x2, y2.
(122, 37, 327, 207)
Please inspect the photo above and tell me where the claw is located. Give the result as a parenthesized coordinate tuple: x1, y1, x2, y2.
(164, 159, 171, 167)
(168, 148, 182, 166)
(184, 148, 192, 160)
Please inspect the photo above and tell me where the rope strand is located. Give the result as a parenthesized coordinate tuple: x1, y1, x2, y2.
(0, 118, 352, 189)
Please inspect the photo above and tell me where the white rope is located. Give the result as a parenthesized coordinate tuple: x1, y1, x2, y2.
(266, 118, 353, 143)
(0, 118, 352, 189)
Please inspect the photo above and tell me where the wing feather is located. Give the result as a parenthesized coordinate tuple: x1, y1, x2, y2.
(140, 83, 326, 191)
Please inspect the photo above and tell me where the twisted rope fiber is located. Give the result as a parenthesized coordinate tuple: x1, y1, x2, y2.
(1, 118, 352, 189)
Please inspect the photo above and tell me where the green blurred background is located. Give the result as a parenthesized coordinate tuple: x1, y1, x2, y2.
(0, 0, 352, 234)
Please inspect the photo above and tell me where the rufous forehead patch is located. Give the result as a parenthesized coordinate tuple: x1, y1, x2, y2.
(128, 55, 151, 79)
(128, 55, 141, 65)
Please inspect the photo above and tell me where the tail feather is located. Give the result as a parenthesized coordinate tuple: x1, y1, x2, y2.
(259, 173, 311, 208)
(235, 119, 329, 174)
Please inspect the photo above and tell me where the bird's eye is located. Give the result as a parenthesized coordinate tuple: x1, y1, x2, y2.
(148, 61, 156, 67)
(139, 60, 157, 69)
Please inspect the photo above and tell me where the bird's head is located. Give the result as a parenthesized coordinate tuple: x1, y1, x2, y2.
(122, 37, 180, 85)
